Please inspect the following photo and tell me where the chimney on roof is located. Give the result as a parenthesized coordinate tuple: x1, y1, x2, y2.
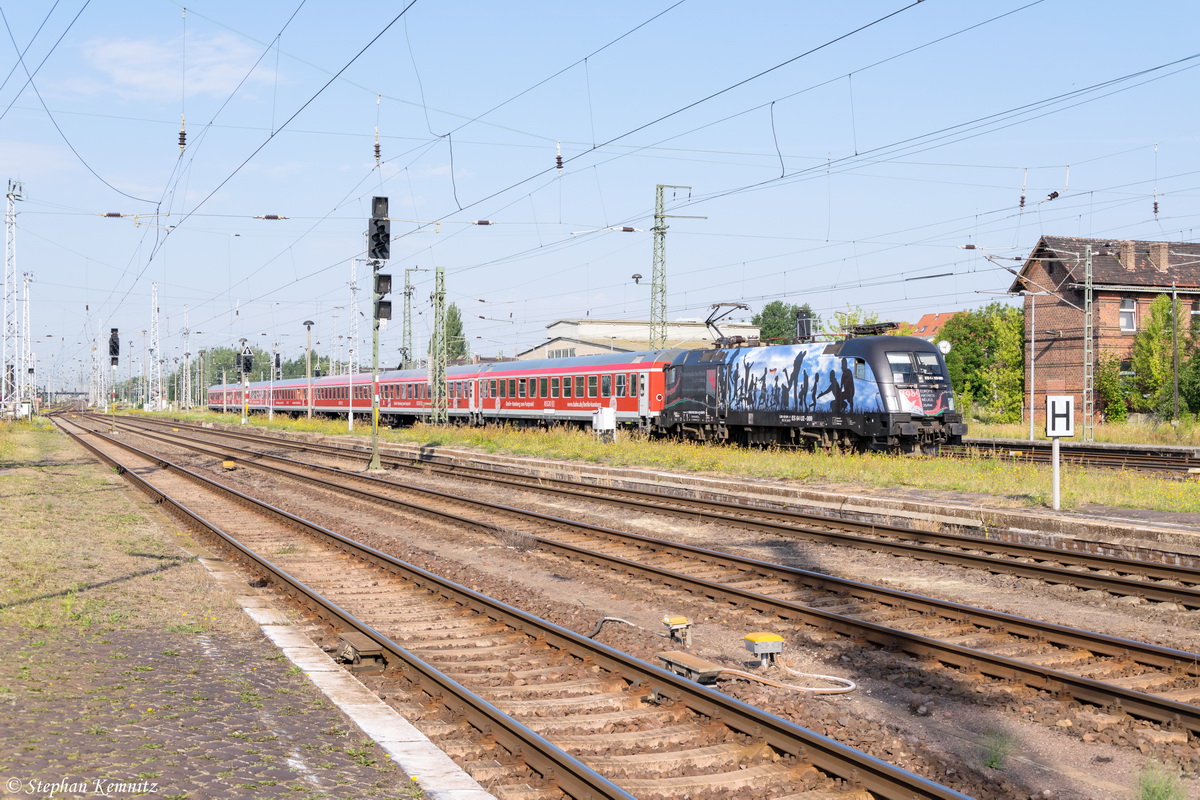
(1119, 240, 1136, 271)
(1150, 241, 1169, 273)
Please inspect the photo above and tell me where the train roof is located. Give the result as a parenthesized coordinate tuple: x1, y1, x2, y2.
(668, 335, 943, 366)
(471, 348, 684, 375)
(210, 348, 686, 391)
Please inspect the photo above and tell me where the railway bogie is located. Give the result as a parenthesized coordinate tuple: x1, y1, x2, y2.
(208, 335, 965, 452)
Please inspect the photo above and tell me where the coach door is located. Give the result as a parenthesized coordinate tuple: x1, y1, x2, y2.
(715, 365, 728, 418)
(637, 372, 650, 419)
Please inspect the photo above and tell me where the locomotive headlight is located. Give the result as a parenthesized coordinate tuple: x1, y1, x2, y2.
(882, 386, 899, 413)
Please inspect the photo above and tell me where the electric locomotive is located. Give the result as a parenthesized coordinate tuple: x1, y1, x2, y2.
(659, 334, 965, 452)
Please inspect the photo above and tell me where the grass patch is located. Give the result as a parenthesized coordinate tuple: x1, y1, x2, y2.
(0, 422, 252, 634)
(151, 410, 1200, 514)
(1136, 761, 1187, 800)
(981, 729, 1014, 769)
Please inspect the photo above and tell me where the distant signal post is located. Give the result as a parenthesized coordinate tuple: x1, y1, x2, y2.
(368, 196, 390, 470)
(1045, 395, 1074, 510)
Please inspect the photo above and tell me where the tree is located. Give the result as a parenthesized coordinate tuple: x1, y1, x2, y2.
(446, 302, 469, 361)
(752, 301, 818, 343)
(939, 302, 1024, 410)
(1181, 348, 1200, 415)
(1130, 294, 1179, 414)
(985, 305, 1024, 422)
(1096, 354, 1128, 422)
(829, 304, 881, 334)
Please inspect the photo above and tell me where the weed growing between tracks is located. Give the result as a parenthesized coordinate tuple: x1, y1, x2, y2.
(169, 409, 1199, 514)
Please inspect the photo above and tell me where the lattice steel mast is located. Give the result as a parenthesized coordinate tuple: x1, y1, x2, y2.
(2, 181, 21, 413)
(429, 266, 447, 423)
(650, 184, 704, 349)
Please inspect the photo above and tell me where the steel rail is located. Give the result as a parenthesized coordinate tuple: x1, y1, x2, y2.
(97, 416, 1200, 736)
(56, 415, 968, 800)
(105, 415, 1200, 602)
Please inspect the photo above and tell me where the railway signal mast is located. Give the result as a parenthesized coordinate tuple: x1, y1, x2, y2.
(367, 196, 390, 470)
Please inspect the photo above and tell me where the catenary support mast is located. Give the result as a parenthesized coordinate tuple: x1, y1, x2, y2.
(2, 181, 21, 414)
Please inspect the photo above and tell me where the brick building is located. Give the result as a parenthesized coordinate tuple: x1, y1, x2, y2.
(910, 312, 959, 342)
(1007, 235, 1200, 429)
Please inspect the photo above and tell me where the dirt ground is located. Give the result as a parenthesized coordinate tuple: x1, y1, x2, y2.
(0, 423, 415, 800)
(209, 438, 1200, 800)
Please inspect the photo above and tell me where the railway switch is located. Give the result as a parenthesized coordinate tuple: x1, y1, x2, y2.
(662, 615, 692, 646)
(744, 632, 784, 668)
(337, 632, 385, 673)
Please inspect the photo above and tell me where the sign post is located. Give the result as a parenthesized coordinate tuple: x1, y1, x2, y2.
(1045, 395, 1074, 510)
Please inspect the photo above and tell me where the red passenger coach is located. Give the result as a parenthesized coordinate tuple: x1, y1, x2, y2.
(208, 348, 683, 430)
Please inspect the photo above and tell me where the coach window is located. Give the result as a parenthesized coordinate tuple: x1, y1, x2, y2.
(601, 374, 611, 397)
(1119, 298, 1136, 332)
(497, 380, 506, 398)
(551, 377, 561, 398)
(573, 376, 584, 397)
(562, 377, 572, 398)
(518, 379, 527, 398)
(629, 373, 639, 395)
(539, 377, 549, 397)
(615, 374, 626, 397)
(587, 375, 598, 398)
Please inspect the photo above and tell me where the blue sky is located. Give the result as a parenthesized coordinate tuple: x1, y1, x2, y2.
(3, 0, 1200, 388)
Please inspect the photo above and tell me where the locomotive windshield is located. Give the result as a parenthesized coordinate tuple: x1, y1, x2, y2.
(885, 351, 943, 385)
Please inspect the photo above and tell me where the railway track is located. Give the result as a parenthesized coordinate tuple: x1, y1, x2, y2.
(55, 414, 967, 800)
(91, 414, 1200, 742)
(951, 438, 1200, 475)
(114, 414, 1200, 608)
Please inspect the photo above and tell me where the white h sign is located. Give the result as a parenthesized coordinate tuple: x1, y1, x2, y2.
(1046, 395, 1075, 438)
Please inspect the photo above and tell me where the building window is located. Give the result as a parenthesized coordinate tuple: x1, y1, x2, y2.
(1119, 298, 1136, 332)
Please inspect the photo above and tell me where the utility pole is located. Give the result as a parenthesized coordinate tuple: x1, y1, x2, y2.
(304, 320, 314, 418)
(140, 330, 147, 408)
(650, 184, 704, 349)
(3, 180, 21, 416)
(1172, 284, 1180, 421)
(1082, 245, 1094, 442)
(181, 305, 190, 409)
(348, 260, 359, 432)
(150, 283, 161, 411)
(430, 266, 448, 424)
(21, 272, 32, 417)
(402, 268, 425, 369)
